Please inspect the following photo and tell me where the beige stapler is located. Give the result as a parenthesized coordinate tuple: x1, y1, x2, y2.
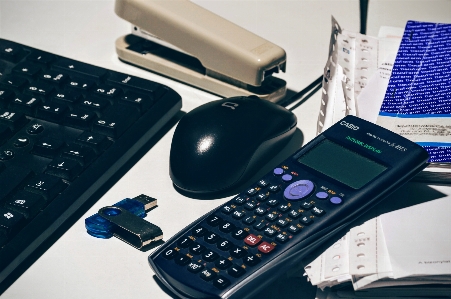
(114, 0, 287, 102)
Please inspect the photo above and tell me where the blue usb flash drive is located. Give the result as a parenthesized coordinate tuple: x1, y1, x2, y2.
(85, 194, 158, 238)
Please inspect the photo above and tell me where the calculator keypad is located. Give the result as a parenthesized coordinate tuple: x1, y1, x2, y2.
(158, 164, 344, 291)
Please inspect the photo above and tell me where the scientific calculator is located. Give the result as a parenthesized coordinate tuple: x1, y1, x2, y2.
(149, 115, 429, 299)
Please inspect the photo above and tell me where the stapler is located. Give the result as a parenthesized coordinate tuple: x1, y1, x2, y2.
(114, 0, 287, 102)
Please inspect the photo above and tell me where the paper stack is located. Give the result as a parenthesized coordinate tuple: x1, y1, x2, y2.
(304, 192, 451, 298)
(316, 18, 451, 184)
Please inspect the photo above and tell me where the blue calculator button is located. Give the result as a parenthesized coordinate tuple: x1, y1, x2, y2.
(315, 191, 329, 199)
(330, 196, 343, 204)
(273, 167, 284, 176)
(283, 180, 314, 200)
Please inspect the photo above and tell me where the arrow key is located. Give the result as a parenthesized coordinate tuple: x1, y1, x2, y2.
(45, 157, 82, 181)
(32, 137, 65, 158)
(61, 143, 96, 167)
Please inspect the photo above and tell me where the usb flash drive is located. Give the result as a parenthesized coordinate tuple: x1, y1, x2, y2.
(85, 194, 158, 239)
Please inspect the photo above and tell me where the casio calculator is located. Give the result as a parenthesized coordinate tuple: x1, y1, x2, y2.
(149, 115, 429, 299)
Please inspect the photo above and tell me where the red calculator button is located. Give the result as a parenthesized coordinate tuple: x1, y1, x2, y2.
(243, 234, 261, 246)
(257, 241, 275, 254)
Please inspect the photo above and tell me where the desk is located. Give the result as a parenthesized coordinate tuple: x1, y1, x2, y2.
(1, 0, 450, 298)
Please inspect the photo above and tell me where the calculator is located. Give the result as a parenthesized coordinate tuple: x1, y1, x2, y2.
(148, 115, 429, 299)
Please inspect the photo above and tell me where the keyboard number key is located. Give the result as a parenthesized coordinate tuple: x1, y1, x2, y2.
(0, 207, 24, 236)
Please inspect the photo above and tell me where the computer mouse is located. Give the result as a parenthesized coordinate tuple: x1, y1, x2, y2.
(169, 95, 297, 195)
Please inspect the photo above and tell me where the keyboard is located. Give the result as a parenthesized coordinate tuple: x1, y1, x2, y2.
(0, 38, 182, 288)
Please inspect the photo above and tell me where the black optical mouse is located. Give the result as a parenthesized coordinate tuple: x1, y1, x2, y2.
(169, 95, 297, 195)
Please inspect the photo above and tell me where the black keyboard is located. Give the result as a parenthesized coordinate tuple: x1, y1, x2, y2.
(0, 38, 182, 288)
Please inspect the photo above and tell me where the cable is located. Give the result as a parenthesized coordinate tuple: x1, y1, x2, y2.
(279, 75, 323, 109)
(287, 82, 323, 112)
(280, 0, 369, 111)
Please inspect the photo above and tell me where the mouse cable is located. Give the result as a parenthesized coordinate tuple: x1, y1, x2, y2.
(279, 0, 368, 111)
(280, 75, 323, 111)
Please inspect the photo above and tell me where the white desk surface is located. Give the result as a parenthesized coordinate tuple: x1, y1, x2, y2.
(1, 0, 451, 298)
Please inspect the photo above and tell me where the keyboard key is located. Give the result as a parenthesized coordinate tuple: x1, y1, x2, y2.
(0, 208, 25, 236)
(0, 43, 24, 62)
(257, 241, 275, 254)
(244, 234, 261, 247)
(205, 214, 222, 227)
(27, 51, 55, 65)
(65, 109, 96, 129)
(61, 143, 96, 166)
(192, 225, 208, 237)
(204, 232, 220, 244)
(188, 242, 206, 255)
(10, 95, 40, 116)
(120, 92, 153, 113)
(1, 75, 28, 89)
(45, 157, 83, 181)
(176, 236, 192, 248)
(93, 84, 122, 99)
(0, 109, 28, 131)
(32, 137, 65, 158)
(39, 70, 68, 85)
(26, 81, 54, 97)
(162, 248, 178, 260)
(229, 246, 247, 258)
(36, 102, 68, 123)
(53, 58, 107, 80)
(0, 166, 33, 202)
(5, 190, 46, 219)
(25, 173, 67, 201)
(92, 104, 139, 138)
(13, 62, 41, 77)
(202, 250, 219, 262)
(75, 131, 111, 153)
(107, 72, 160, 94)
(174, 255, 191, 266)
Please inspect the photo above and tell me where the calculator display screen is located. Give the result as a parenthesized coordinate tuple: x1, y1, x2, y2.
(297, 139, 387, 189)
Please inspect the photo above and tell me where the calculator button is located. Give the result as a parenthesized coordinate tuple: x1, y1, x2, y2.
(233, 196, 246, 205)
(162, 248, 178, 259)
(330, 196, 343, 204)
(268, 185, 280, 192)
(187, 261, 204, 273)
(202, 250, 219, 262)
(312, 206, 326, 216)
(301, 201, 313, 210)
(229, 246, 247, 258)
(254, 206, 267, 216)
(174, 255, 191, 266)
(189, 242, 206, 255)
(273, 167, 284, 176)
(300, 216, 313, 225)
(265, 213, 278, 222)
(316, 192, 329, 200)
(227, 264, 246, 278)
(275, 233, 289, 243)
(232, 210, 245, 219)
(284, 180, 314, 201)
(243, 234, 261, 247)
(257, 241, 275, 254)
(253, 221, 266, 231)
(264, 227, 277, 237)
(256, 193, 268, 202)
(244, 201, 256, 210)
(192, 225, 208, 236)
(288, 224, 302, 234)
(200, 268, 217, 281)
(277, 204, 290, 213)
(276, 219, 289, 227)
(206, 215, 222, 226)
(215, 257, 232, 270)
(218, 221, 235, 233)
(243, 254, 261, 266)
(246, 188, 258, 196)
(282, 174, 293, 182)
(231, 228, 247, 240)
(221, 205, 234, 214)
(177, 237, 193, 248)
(204, 232, 220, 244)
(288, 210, 301, 219)
(242, 216, 256, 225)
(257, 179, 269, 187)
(217, 239, 232, 251)
(267, 199, 279, 207)
(213, 276, 231, 290)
